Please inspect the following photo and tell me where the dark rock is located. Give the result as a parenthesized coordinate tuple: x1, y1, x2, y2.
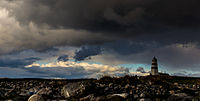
(61, 81, 95, 98)
(167, 93, 194, 101)
(139, 98, 152, 101)
(37, 88, 52, 95)
(80, 94, 95, 101)
(95, 94, 125, 101)
(106, 95, 125, 101)
(140, 93, 146, 98)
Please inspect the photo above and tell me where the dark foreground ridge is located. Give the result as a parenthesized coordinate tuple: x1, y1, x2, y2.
(0, 75, 200, 101)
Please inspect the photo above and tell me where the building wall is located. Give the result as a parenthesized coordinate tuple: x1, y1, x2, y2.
(151, 68, 158, 75)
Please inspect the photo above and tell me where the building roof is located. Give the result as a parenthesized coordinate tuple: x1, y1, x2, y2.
(152, 57, 157, 61)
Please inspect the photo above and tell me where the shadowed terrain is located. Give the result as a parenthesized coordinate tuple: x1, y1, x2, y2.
(0, 75, 200, 101)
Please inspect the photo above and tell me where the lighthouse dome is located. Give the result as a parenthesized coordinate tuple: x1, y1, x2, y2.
(152, 57, 157, 61)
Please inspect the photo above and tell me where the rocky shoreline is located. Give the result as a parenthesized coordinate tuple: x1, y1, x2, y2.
(0, 75, 200, 101)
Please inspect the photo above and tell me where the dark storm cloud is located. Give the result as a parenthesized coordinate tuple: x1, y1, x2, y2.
(103, 40, 159, 55)
(9, 0, 200, 36)
(0, 57, 40, 67)
(25, 66, 88, 78)
(172, 71, 200, 77)
(74, 46, 102, 61)
(1, 0, 200, 52)
(136, 67, 146, 73)
(57, 55, 69, 62)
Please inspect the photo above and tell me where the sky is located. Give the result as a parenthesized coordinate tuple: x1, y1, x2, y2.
(0, 0, 200, 78)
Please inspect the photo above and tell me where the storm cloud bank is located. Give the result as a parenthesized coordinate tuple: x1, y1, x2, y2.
(0, 0, 200, 53)
(0, 0, 200, 77)
(9, 0, 200, 30)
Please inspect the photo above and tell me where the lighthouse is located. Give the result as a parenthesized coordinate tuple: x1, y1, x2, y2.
(151, 57, 159, 75)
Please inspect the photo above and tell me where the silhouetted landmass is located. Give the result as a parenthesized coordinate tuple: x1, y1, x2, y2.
(0, 75, 200, 101)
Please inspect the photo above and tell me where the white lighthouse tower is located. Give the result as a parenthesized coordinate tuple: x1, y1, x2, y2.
(151, 57, 159, 75)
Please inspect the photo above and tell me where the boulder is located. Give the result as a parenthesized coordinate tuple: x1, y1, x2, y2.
(125, 84, 130, 89)
(0, 90, 5, 97)
(112, 93, 129, 99)
(140, 93, 146, 98)
(80, 94, 95, 101)
(61, 81, 95, 98)
(167, 93, 194, 101)
(106, 95, 125, 101)
(28, 94, 44, 101)
(95, 95, 125, 101)
(134, 94, 139, 99)
(36, 88, 52, 95)
(139, 98, 152, 101)
(109, 83, 113, 87)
